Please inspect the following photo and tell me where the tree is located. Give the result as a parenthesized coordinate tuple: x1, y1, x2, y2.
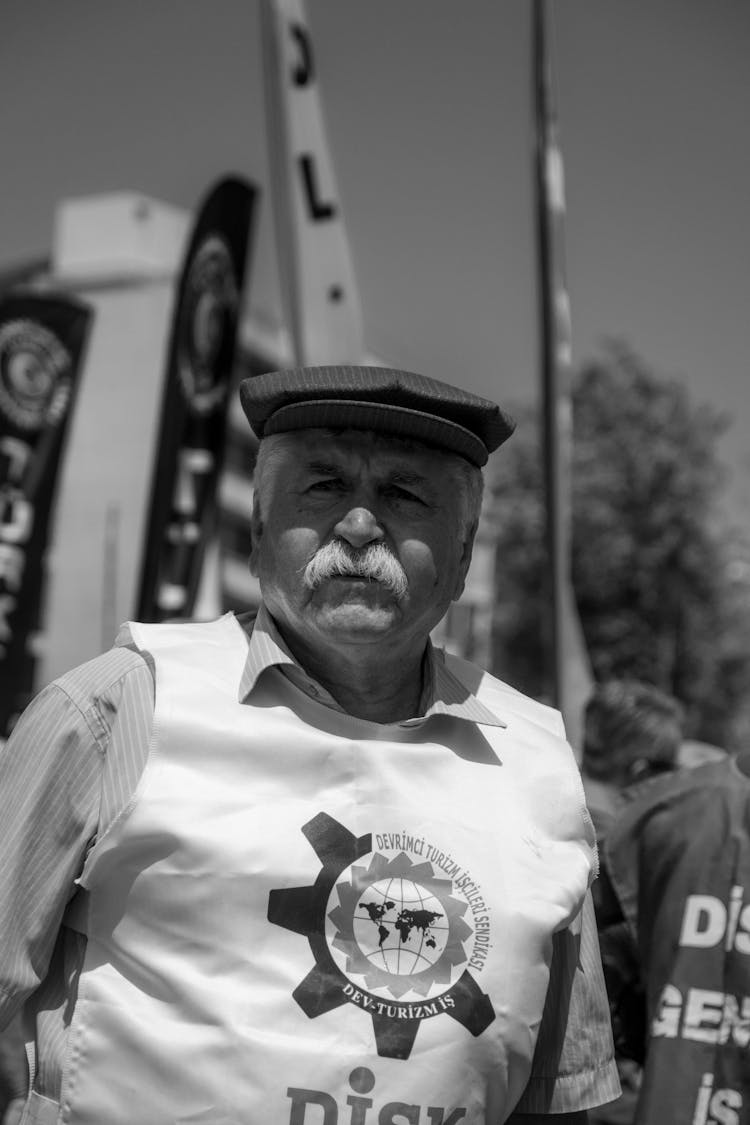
(488, 342, 750, 749)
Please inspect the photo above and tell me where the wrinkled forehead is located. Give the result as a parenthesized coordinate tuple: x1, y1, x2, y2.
(269, 427, 462, 476)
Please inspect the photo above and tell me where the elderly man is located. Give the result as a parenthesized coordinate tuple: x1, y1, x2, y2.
(0, 367, 618, 1124)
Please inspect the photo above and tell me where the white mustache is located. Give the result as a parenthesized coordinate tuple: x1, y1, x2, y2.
(304, 541, 408, 600)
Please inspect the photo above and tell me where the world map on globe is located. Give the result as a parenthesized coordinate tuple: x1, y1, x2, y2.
(352, 877, 451, 975)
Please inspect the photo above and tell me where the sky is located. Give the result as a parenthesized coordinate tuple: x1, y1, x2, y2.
(1, 0, 749, 519)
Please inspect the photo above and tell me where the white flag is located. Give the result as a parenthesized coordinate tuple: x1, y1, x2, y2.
(260, 0, 364, 365)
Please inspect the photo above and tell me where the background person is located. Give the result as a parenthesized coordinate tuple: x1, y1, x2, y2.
(580, 680, 684, 842)
(596, 751, 750, 1124)
(579, 680, 684, 1125)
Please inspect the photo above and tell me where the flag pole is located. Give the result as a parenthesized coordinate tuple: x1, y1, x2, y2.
(534, 0, 564, 706)
(532, 0, 592, 747)
(259, 0, 305, 363)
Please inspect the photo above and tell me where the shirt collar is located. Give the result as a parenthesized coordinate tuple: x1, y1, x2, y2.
(237, 605, 505, 728)
(237, 603, 300, 700)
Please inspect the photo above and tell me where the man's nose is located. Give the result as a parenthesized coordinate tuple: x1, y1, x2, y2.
(334, 506, 384, 549)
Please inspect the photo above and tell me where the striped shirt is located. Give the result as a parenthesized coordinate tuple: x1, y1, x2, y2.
(0, 607, 618, 1113)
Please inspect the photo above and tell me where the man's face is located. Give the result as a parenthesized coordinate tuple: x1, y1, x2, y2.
(249, 429, 476, 656)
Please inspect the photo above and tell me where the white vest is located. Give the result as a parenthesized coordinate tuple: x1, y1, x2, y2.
(59, 615, 595, 1125)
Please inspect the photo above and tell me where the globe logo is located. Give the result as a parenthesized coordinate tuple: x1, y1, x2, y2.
(272, 817, 496, 1058)
(352, 877, 450, 975)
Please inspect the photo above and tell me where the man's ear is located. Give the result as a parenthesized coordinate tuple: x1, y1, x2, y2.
(453, 520, 478, 602)
(248, 498, 263, 577)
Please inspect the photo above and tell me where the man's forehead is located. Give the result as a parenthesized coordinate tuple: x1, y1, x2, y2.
(279, 427, 452, 470)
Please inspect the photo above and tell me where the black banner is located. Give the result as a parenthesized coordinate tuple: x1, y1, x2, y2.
(0, 293, 91, 738)
(136, 176, 258, 622)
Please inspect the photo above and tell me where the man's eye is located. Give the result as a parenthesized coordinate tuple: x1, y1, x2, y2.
(386, 485, 426, 505)
(307, 478, 343, 493)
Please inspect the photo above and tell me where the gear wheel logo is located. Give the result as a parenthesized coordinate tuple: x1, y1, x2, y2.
(268, 812, 495, 1059)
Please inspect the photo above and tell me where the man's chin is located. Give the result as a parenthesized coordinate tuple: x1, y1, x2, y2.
(312, 602, 400, 639)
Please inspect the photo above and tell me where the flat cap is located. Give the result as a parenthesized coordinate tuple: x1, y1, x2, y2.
(239, 365, 515, 467)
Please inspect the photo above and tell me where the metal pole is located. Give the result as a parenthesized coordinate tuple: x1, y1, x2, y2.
(533, 0, 563, 706)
